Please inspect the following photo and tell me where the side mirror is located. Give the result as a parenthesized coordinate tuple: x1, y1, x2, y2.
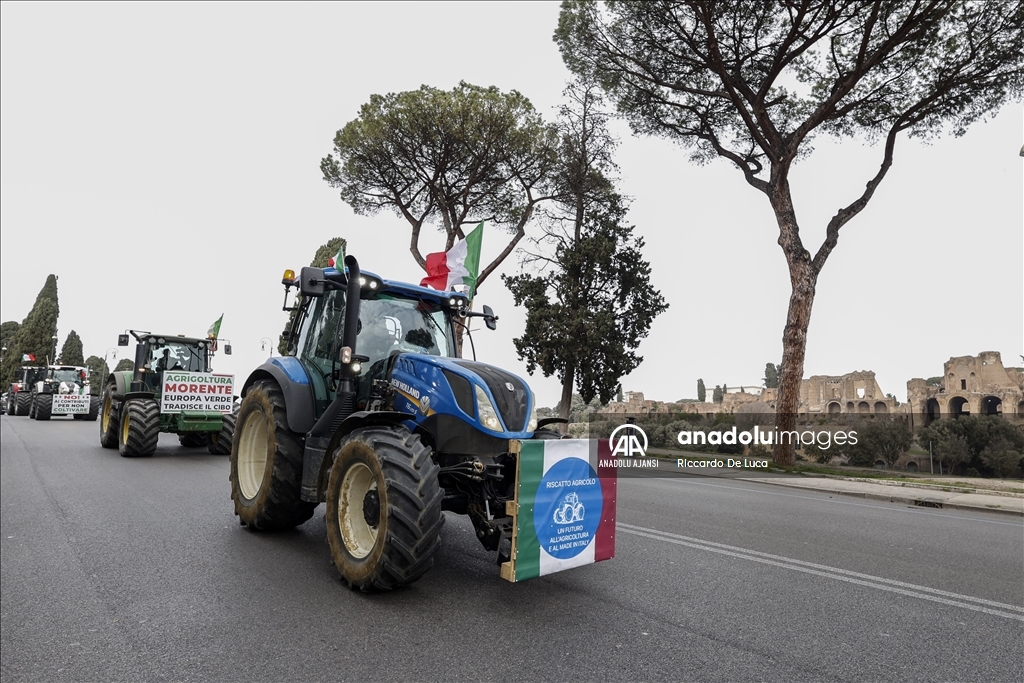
(224, 344, 232, 355)
(483, 305, 498, 331)
(118, 334, 129, 346)
(299, 267, 326, 297)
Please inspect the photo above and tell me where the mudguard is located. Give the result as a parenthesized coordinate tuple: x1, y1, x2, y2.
(107, 371, 134, 398)
(241, 358, 315, 435)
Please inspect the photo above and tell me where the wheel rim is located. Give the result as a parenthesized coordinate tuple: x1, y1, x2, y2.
(237, 411, 269, 500)
(120, 406, 131, 444)
(338, 462, 379, 559)
(102, 395, 112, 432)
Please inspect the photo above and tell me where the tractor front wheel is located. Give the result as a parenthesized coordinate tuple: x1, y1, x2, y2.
(119, 398, 159, 458)
(33, 394, 51, 421)
(208, 411, 236, 455)
(229, 379, 315, 530)
(325, 426, 443, 591)
(15, 391, 31, 416)
(99, 385, 119, 448)
(85, 395, 100, 422)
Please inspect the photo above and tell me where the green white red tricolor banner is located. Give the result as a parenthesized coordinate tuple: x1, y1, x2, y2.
(501, 438, 616, 582)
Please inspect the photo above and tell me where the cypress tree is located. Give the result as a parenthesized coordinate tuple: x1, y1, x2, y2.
(0, 275, 59, 387)
(59, 330, 85, 366)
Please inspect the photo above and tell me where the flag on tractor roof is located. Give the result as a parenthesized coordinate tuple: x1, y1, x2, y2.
(328, 242, 347, 272)
(208, 314, 223, 339)
(22, 353, 35, 362)
(420, 221, 483, 298)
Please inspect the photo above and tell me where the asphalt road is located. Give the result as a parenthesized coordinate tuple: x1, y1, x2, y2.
(2, 415, 1022, 683)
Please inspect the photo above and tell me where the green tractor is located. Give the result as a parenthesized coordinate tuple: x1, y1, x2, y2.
(100, 330, 236, 457)
(28, 365, 100, 421)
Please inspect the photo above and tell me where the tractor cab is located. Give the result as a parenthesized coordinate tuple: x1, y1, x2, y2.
(118, 332, 215, 392)
(287, 268, 461, 414)
(40, 366, 89, 394)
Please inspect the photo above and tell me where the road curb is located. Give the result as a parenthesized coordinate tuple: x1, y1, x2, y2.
(751, 478, 1024, 517)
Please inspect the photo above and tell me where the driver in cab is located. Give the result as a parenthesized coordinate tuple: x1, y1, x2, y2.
(155, 348, 181, 373)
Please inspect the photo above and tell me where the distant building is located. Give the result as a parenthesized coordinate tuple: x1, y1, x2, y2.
(799, 371, 896, 415)
(907, 351, 1023, 426)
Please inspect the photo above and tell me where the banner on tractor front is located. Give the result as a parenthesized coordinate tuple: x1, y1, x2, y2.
(161, 372, 234, 413)
(501, 439, 616, 582)
(51, 394, 90, 414)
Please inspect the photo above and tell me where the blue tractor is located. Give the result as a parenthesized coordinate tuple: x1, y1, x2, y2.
(230, 256, 562, 591)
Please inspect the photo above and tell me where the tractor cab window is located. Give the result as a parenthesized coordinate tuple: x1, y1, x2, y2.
(357, 296, 453, 368)
(51, 369, 82, 384)
(152, 342, 206, 374)
(299, 288, 347, 372)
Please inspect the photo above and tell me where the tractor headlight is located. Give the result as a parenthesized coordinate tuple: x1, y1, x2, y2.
(475, 385, 503, 433)
(527, 391, 538, 432)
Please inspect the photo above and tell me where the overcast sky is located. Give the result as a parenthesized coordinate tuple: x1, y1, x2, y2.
(2, 2, 1021, 408)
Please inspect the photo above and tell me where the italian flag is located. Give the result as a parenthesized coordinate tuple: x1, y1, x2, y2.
(22, 353, 35, 362)
(504, 438, 616, 582)
(327, 242, 347, 271)
(420, 221, 483, 298)
(208, 314, 223, 339)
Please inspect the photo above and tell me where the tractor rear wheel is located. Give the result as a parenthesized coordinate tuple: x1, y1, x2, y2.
(15, 391, 31, 416)
(178, 433, 207, 448)
(5, 392, 14, 415)
(325, 426, 443, 591)
(230, 379, 315, 530)
(99, 385, 119, 449)
(208, 411, 236, 455)
(119, 398, 159, 458)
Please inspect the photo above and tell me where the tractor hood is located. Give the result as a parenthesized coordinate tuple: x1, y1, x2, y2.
(387, 352, 536, 439)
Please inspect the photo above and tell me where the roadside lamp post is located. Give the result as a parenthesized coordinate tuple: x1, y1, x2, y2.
(260, 337, 274, 358)
(51, 335, 59, 364)
(104, 348, 118, 374)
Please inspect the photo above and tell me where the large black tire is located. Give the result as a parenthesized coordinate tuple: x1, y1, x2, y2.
(99, 385, 119, 449)
(5, 390, 14, 415)
(119, 398, 160, 458)
(229, 379, 315, 530)
(15, 391, 31, 416)
(33, 394, 51, 421)
(178, 433, 207, 448)
(86, 395, 100, 421)
(325, 426, 443, 592)
(208, 411, 236, 455)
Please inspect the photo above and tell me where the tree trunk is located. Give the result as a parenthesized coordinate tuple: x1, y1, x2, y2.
(774, 281, 816, 465)
(557, 365, 575, 424)
(769, 173, 818, 467)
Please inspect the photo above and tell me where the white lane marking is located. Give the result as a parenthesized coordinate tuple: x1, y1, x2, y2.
(619, 523, 1024, 622)
(620, 477, 1024, 526)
